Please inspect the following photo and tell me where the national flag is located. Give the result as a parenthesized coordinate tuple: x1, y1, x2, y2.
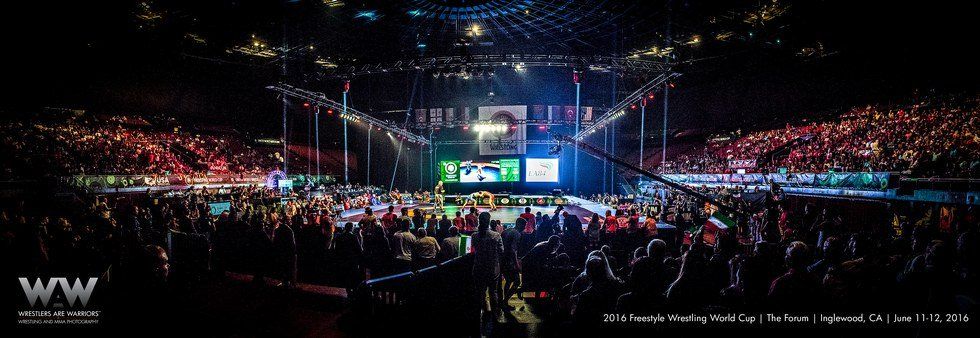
(703, 212, 736, 246)
(459, 234, 473, 256)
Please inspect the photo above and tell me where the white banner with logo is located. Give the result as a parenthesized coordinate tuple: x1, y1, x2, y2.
(525, 158, 559, 182)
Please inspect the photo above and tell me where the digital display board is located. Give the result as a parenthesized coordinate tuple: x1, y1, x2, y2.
(439, 159, 520, 183)
(525, 158, 560, 182)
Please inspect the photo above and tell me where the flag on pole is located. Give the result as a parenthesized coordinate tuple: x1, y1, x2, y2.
(703, 212, 735, 246)
(459, 234, 473, 256)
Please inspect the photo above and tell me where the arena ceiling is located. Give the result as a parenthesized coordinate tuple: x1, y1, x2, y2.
(2, 0, 975, 136)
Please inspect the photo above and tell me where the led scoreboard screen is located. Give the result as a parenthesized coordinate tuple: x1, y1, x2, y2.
(439, 159, 520, 183)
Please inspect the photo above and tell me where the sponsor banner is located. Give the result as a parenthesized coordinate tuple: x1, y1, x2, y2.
(525, 158, 560, 182)
(61, 174, 326, 191)
(655, 172, 891, 191)
(478, 105, 527, 155)
(728, 159, 757, 169)
(440, 161, 461, 183)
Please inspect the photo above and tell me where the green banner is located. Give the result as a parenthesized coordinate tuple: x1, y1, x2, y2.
(440, 160, 461, 183)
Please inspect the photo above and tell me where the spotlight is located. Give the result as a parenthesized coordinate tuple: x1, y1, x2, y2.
(303, 102, 310, 108)
(548, 144, 562, 156)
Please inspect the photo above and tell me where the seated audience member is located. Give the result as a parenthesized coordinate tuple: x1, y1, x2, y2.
(571, 255, 624, 326)
(521, 235, 563, 292)
(768, 241, 821, 311)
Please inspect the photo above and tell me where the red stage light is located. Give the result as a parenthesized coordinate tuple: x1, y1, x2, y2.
(668, 82, 676, 88)
(538, 125, 547, 131)
(630, 104, 637, 110)
(462, 125, 469, 130)
(303, 102, 310, 108)
(327, 109, 334, 115)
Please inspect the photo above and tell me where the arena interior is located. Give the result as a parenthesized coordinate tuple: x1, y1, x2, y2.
(2, 0, 977, 336)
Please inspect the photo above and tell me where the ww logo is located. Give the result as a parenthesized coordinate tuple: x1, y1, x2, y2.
(19, 277, 98, 308)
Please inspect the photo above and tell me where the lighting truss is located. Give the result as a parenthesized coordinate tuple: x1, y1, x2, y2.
(433, 140, 559, 146)
(551, 133, 744, 217)
(573, 71, 681, 140)
(416, 119, 592, 128)
(266, 84, 430, 145)
(322, 54, 671, 78)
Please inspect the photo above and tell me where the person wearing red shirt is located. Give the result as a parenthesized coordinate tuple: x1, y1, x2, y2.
(464, 207, 479, 232)
(453, 211, 465, 230)
(380, 205, 398, 231)
(519, 207, 536, 234)
(604, 210, 618, 233)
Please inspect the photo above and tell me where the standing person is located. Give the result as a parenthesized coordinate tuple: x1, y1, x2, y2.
(604, 210, 618, 234)
(360, 218, 390, 277)
(464, 207, 479, 233)
(398, 208, 412, 232)
(440, 226, 462, 261)
(426, 214, 439, 237)
(273, 214, 297, 288)
(412, 209, 425, 230)
(643, 213, 659, 239)
(500, 220, 522, 310)
(453, 211, 466, 231)
(471, 212, 504, 314)
(519, 207, 536, 234)
(392, 221, 417, 273)
(248, 213, 274, 286)
(434, 181, 446, 212)
(333, 222, 363, 295)
(585, 213, 603, 252)
(414, 228, 440, 270)
(437, 214, 453, 242)
(380, 205, 398, 232)
(562, 212, 587, 265)
(358, 207, 377, 230)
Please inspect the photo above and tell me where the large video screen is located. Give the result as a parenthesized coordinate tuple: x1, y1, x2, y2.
(440, 159, 520, 183)
(525, 158, 560, 182)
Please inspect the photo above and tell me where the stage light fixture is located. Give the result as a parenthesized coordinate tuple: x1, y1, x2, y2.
(548, 144, 562, 156)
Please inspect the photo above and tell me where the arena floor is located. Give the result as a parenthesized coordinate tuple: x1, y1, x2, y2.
(343, 204, 596, 225)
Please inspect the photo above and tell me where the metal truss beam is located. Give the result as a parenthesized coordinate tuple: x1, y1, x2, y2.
(323, 54, 672, 78)
(433, 139, 559, 146)
(267, 83, 430, 145)
(417, 119, 592, 128)
(551, 133, 745, 217)
(574, 71, 681, 140)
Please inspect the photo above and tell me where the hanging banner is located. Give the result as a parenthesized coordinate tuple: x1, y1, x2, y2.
(478, 105, 527, 155)
(728, 159, 757, 169)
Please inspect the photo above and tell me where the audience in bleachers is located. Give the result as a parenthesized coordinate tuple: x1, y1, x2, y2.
(659, 97, 979, 177)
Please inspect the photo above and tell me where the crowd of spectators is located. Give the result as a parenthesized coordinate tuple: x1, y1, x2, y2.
(473, 188, 977, 326)
(660, 97, 979, 178)
(2, 177, 976, 328)
(0, 115, 285, 179)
